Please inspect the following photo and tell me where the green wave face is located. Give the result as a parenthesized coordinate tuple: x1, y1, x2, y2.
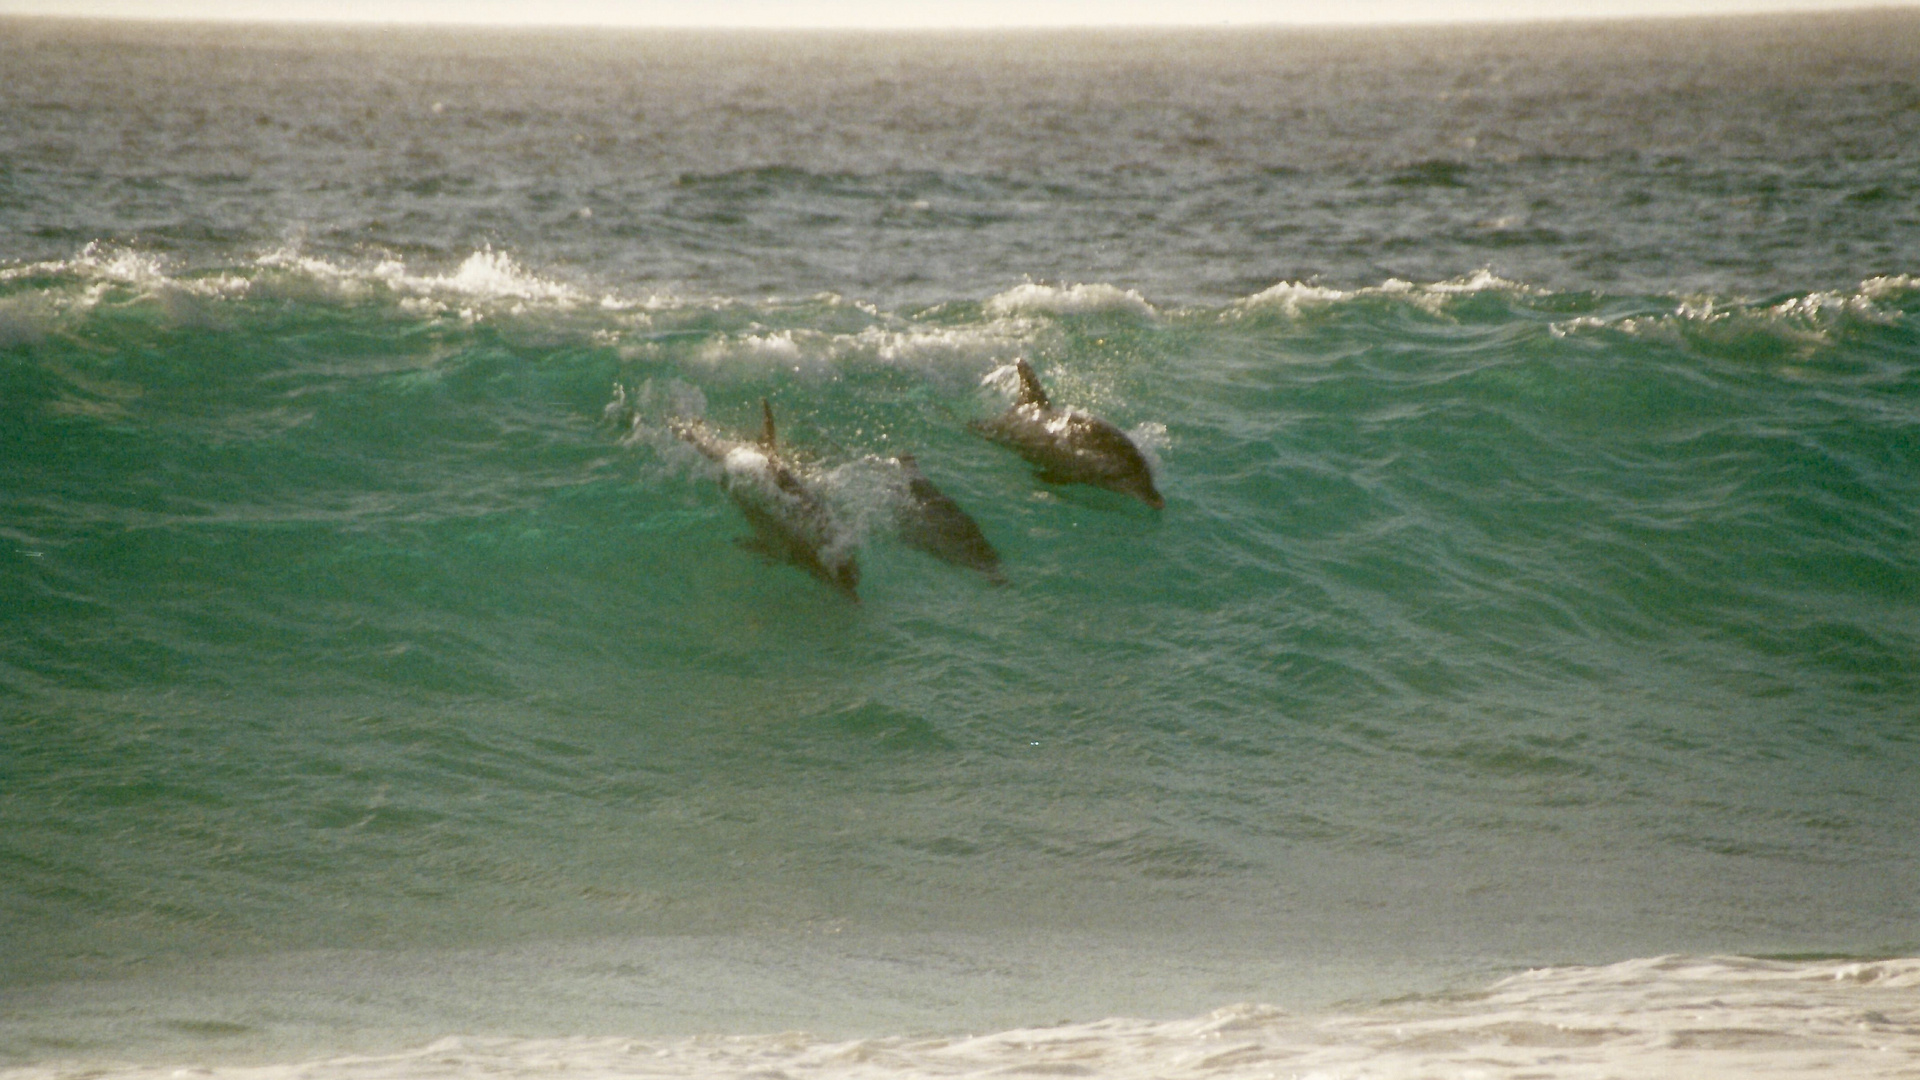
(5, 257, 1917, 1060)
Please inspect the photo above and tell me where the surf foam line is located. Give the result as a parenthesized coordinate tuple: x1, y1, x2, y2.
(8, 245, 1914, 362)
(5, 955, 1914, 1080)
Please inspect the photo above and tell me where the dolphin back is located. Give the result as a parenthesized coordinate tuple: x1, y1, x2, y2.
(668, 417, 734, 463)
(972, 361, 1165, 509)
(894, 457, 1003, 581)
(676, 403, 862, 598)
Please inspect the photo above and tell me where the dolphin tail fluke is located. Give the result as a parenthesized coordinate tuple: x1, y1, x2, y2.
(1013, 359, 1051, 409)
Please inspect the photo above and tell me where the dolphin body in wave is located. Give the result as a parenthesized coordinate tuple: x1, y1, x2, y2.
(671, 400, 860, 599)
(891, 454, 1004, 583)
(970, 359, 1165, 509)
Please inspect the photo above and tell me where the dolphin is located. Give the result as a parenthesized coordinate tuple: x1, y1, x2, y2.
(670, 400, 860, 599)
(892, 454, 1004, 583)
(969, 359, 1165, 509)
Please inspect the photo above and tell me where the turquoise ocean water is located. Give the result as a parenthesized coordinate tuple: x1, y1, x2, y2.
(3, 12, 1919, 1077)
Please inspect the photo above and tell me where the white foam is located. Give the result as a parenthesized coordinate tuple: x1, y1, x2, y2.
(1236, 280, 1352, 315)
(1424, 268, 1538, 295)
(1766, 285, 1905, 328)
(2, 244, 627, 322)
(8, 955, 1912, 1080)
(250, 246, 378, 302)
(1548, 314, 1611, 337)
(21, 244, 249, 308)
(1859, 273, 1917, 300)
(1549, 276, 1912, 346)
(70, 241, 177, 288)
(1234, 271, 1540, 320)
(701, 328, 807, 363)
(978, 360, 1024, 398)
(984, 281, 1156, 319)
(721, 445, 772, 477)
(837, 318, 1040, 369)
(332, 248, 596, 320)
(426, 249, 583, 304)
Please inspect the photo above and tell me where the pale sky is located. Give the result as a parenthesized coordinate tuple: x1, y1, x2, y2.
(0, 0, 1907, 26)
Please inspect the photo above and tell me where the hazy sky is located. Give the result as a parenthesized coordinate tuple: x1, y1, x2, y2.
(0, 0, 1908, 26)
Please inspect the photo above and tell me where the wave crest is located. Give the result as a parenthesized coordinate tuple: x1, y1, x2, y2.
(984, 281, 1156, 318)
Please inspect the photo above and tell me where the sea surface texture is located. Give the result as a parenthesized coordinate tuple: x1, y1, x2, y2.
(3, 11, 1919, 1079)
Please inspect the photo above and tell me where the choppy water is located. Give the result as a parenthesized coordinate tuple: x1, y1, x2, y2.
(3, 11, 1919, 1079)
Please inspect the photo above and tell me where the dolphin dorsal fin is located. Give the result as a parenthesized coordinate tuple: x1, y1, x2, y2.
(1014, 359, 1051, 409)
(759, 399, 777, 449)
